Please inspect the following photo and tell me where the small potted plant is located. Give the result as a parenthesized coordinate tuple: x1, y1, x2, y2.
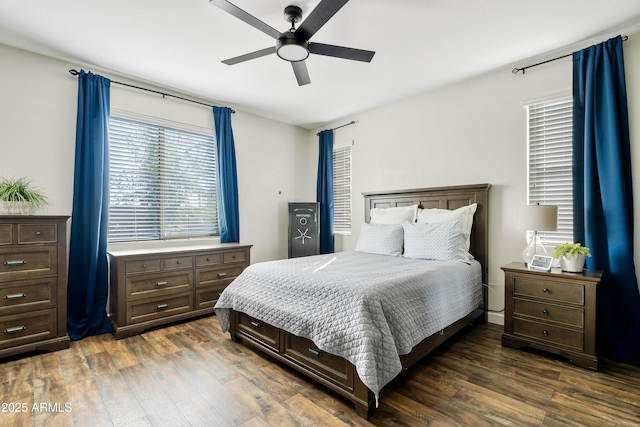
(553, 243, 592, 272)
(0, 177, 48, 215)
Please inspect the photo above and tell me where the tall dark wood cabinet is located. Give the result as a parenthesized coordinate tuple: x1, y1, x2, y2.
(0, 215, 70, 359)
(288, 202, 320, 258)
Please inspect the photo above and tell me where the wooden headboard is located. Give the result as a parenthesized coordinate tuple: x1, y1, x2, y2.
(362, 183, 491, 284)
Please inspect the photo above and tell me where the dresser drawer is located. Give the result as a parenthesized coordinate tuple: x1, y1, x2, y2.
(162, 256, 193, 271)
(0, 247, 56, 278)
(514, 298, 584, 328)
(513, 317, 584, 351)
(196, 265, 244, 288)
(236, 312, 279, 352)
(284, 333, 353, 389)
(195, 253, 223, 267)
(18, 224, 57, 244)
(0, 277, 56, 313)
(125, 259, 162, 275)
(0, 225, 12, 245)
(126, 271, 193, 299)
(0, 308, 56, 350)
(127, 293, 193, 325)
(196, 286, 225, 309)
(224, 250, 246, 264)
(513, 276, 584, 305)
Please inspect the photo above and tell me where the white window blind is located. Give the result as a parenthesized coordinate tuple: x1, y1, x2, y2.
(526, 96, 574, 245)
(108, 116, 219, 242)
(333, 143, 352, 234)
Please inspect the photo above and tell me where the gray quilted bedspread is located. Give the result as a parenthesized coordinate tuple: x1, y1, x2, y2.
(214, 251, 482, 399)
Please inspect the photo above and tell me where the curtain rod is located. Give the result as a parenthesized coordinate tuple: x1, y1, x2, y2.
(512, 35, 628, 74)
(68, 69, 234, 113)
(317, 120, 356, 136)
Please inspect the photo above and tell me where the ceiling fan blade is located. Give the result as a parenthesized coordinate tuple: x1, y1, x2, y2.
(309, 42, 375, 62)
(295, 0, 349, 41)
(222, 47, 276, 65)
(209, 0, 283, 40)
(291, 61, 311, 86)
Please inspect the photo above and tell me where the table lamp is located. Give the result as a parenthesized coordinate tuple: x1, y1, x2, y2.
(518, 204, 558, 265)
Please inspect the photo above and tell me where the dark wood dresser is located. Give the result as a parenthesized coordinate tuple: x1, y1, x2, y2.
(0, 215, 70, 359)
(107, 243, 251, 339)
(501, 262, 603, 370)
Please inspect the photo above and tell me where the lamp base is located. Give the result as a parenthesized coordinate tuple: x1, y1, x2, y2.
(521, 232, 548, 265)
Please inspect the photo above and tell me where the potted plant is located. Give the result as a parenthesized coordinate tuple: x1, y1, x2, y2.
(0, 177, 48, 215)
(553, 243, 592, 272)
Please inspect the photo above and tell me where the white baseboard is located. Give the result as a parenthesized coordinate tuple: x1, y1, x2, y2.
(487, 311, 504, 326)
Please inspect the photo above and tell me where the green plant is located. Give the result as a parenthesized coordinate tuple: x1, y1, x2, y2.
(553, 243, 592, 260)
(0, 177, 48, 209)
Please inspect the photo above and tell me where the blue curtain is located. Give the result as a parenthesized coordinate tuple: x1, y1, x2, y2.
(213, 106, 240, 243)
(573, 35, 640, 365)
(67, 71, 113, 340)
(317, 130, 334, 254)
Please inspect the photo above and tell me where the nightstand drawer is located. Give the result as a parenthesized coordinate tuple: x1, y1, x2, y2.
(18, 224, 57, 244)
(126, 271, 193, 299)
(513, 318, 584, 351)
(513, 276, 584, 305)
(127, 293, 193, 324)
(514, 298, 584, 328)
(236, 312, 279, 352)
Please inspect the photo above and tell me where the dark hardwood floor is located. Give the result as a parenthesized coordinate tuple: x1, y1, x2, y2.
(2, 316, 640, 426)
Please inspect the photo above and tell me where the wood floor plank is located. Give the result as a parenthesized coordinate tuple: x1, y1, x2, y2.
(3, 321, 640, 426)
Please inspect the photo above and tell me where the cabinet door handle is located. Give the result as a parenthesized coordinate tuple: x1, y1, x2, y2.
(217, 272, 227, 278)
(156, 304, 169, 309)
(308, 347, 323, 357)
(250, 321, 260, 327)
(542, 288, 549, 293)
(5, 325, 26, 334)
(5, 293, 26, 300)
(4, 260, 26, 266)
(156, 281, 168, 287)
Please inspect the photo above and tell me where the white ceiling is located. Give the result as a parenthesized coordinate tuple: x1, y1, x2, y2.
(1, 0, 640, 129)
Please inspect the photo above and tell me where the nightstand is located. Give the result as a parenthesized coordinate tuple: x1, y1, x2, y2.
(501, 262, 603, 370)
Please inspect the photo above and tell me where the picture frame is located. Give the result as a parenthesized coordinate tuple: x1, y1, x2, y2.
(529, 254, 553, 271)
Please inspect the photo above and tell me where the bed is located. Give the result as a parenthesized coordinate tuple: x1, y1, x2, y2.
(214, 183, 490, 419)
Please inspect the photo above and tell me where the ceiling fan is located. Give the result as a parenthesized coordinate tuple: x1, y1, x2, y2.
(209, 0, 376, 86)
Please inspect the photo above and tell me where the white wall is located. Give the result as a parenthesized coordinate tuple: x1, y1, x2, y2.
(0, 43, 308, 264)
(308, 28, 640, 325)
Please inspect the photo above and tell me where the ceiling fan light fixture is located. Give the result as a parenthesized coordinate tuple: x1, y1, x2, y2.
(276, 33, 309, 62)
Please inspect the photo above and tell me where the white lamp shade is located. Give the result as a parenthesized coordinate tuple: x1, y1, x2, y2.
(518, 204, 558, 231)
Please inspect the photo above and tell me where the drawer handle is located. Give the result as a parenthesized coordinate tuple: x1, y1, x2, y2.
(542, 288, 549, 293)
(176, 261, 181, 264)
(5, 325, 26, 334)
(156, 304, 169, 309)
(206, 257, 211, 261)
(36, 231, 42, 236)
(4, 260, 26, 266)
(141, 264, 147, 269)
(217, 293, 222, 297)
(250, 321, 260, 327)
(156, 281, 168, 287)
(308, 347, 323, 357)
(217, 272, 227, 278)
(5, 293, 27, 300)
(542, 309, 549, 315)
(542, 330, 549, 336)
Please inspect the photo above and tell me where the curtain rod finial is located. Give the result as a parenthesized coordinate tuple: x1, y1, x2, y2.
(69, 69, 79, 76)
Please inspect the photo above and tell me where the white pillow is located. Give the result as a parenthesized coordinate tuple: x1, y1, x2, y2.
(354, 223, 404, 256)
(370, 204, 418, 225)
(402, 221, 470, 262)
(416, 203, 477, 255)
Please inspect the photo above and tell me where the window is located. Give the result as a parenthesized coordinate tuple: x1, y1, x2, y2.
(108, 116, 218, 242)
(333, 142, 352, 234)
(526, 96, 573, 244)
